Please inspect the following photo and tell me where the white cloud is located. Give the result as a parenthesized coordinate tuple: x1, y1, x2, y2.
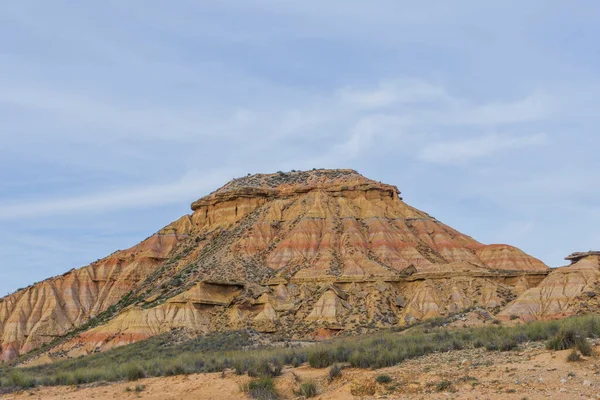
(336, 114, 406, 157)
(0, 84, 231, 142)
(337, 79, 450, 109)
(449, 91, 554, 126)
(418, 133, 547, 165)
(0, 169, 237, 221)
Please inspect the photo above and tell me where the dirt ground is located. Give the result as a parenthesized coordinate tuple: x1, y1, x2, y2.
(3, 342, 600, 400)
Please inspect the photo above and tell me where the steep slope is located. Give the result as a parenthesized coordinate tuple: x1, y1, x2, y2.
(0, 232, 186, 361)
(0, 169, 549, 363)
(0, 228, 192, 362)
(498, 252, 600, 321)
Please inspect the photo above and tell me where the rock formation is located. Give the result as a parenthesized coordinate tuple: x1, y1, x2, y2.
(499, 251, 600, 321)
(0, 169, 550, 363)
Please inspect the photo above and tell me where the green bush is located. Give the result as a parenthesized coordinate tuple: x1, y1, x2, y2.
(121, 364, 146, 381)
(308, 349, 334, 368)
(248, 377, 278, 400)
(546, 328, 581, 351)
(375, 374, 392, 384)
(575, 338, 593, 356)
(7, 370, 36, 389)
(435, 380, 454, 392)
(328, 364, 342, 382)
(247, 358, 282, 378)
(297, 381, 318, 398)
(547, 328, 593, 356)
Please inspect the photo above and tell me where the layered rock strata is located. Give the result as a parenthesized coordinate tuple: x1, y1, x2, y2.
(0, 169, 550, 363)
(499, 252, 600, 321)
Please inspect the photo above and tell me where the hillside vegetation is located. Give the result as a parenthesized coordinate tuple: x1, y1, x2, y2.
(1, 315, 600, 391)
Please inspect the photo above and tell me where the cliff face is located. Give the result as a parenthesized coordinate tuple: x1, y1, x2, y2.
(0, 169, 550, 363)
(498, 252, 600, 321)
(0, 233, 183, 361)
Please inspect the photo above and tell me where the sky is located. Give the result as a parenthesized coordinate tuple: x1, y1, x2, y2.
(1, 1, 599, 296)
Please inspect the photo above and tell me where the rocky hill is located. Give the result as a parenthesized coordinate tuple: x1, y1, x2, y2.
(0, 169, 551, 363)
(499, 251, 600, 321)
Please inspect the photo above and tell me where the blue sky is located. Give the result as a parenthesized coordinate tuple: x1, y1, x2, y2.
(1, 1, 599, 296)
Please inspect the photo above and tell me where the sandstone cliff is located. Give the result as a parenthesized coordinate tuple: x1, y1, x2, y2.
(0, 233, 185, 361)
(498, 252, 600, 321)
(0, 169, 550, 363)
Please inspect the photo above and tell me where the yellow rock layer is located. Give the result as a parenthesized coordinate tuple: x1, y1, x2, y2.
(0, 169, 551, 363)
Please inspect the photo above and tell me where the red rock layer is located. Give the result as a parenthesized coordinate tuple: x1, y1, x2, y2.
(0, 231, 187, 362)
(1, 169, 549, 363)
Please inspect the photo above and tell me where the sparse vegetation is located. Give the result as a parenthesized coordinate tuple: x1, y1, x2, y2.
(123, 363, 146, 381)
(546, 328, 584, 350)
(375, 374, 392, 384)
(246, 358, 283, 378)
(434, 379, 455, 392)
(328, 364, 342, 382)
(308, 349, 334, 368)
(125, 384, 146, 393)
(10, 290, 142, 366)
(297, 381, 318, 398)
(575, 338, 593, 356)
(1, 315, 600, 390)
(566, 349, 582, 362)
(546, 326, 594, 356)
(248, 377, 278, 400)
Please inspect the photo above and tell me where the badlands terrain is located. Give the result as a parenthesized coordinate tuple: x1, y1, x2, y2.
(1, 169, 599, 399)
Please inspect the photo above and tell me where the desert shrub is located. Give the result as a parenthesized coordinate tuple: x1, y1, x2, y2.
(163, 362, 186, 376)
(52, 371, 74, 386)
(499, 337, 519, 352)
(73, 370, 89, 384)
(121, 364, 146, 381)
(233, 358, 253, 375)
(4, 315, 600, 390)
(567, 350, 582, 362)
(348, 351, 372, 368)
(485, 342, 498, 351)
(248, 377, 278, 400)
(546, 328, 581, 351)
(297, 381, 318, 398)
(328, 364, 342, 382)
(247, 358, 282, 378)
(435, 380, 454, 392)
(289, 356, 303, 368)
(546, 327, 594, 357)
(308, 349, 334, 368)
(575, 338, 593, 356)
(375, 374, 392, 384)
(7, 370, 36, 389)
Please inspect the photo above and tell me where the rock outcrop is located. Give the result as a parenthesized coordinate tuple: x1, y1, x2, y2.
(0, 169, 550, 363)
(0, 233, 184, 362)
(499, 252, 600, 321)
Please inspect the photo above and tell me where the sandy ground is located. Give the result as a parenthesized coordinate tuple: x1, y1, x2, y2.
(3, 343, 600, 400)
